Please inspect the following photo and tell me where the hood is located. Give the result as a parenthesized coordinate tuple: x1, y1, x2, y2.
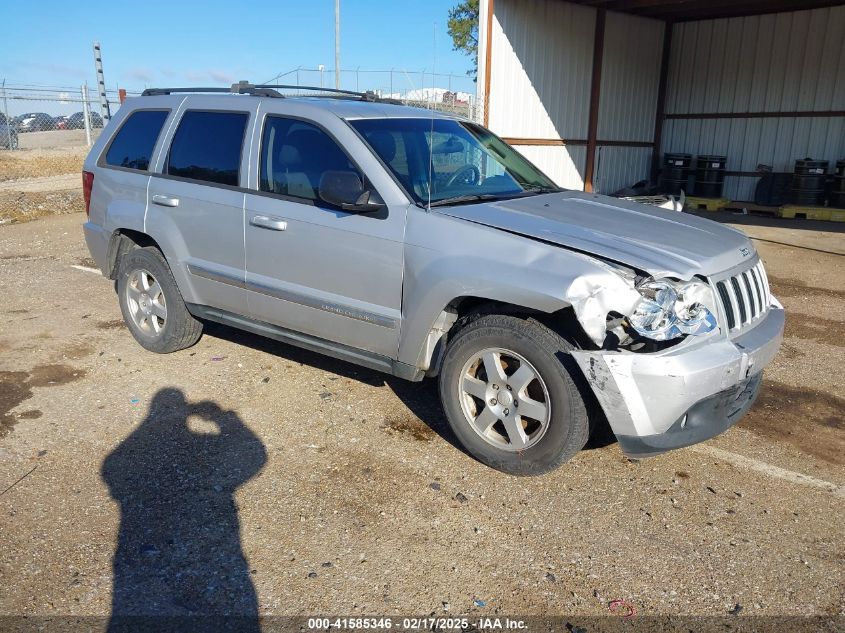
(435, 191, 754, 278)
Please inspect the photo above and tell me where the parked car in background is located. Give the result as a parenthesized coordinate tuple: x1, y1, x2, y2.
(54, 115, 70, 130)
(0, 113, 19, 149)
(13, 112, 56, 132)
(66, 111, 104, 130)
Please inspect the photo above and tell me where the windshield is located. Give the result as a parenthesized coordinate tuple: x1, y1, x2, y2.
(350, 117, 559, 206)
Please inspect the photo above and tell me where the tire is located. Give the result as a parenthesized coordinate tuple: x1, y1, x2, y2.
(116, 246, 202, 353)
(438, 314, 590, 475)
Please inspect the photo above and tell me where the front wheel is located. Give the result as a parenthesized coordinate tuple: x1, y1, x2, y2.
(438, 314, 590, 475)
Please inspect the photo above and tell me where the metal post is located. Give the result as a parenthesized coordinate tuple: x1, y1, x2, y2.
(1, 79, 12, 151)
(319, 64, 325, 88)
(93, 41, 111, 123)
(81, 83, 92, 147)
(390, 69, 394, 98)
(335, 0, 341, 89)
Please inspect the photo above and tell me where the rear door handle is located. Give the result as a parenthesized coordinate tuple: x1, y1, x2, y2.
(250, 215, 287, 231)
(151, 194, 179, 208)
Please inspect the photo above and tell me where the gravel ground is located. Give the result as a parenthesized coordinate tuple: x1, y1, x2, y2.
(0, 213, 842, 626)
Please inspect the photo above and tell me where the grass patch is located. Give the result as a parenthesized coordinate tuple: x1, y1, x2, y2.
(0, 190, 83, 224)
(0, 150, 86, 181)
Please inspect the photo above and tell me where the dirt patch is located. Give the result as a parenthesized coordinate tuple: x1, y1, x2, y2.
(0, 364, 86, 437)
(768, 275, 845, 301)
(58, 341, 95, 360)
(28, 364, 87, 388)
(381, 414, 435, 442)
(783, 313, 845, 347)
(0, 189, 83, 225)
(0, 151, 85, 182)
(96, 319, 125, 330)
(741, 379, 845, 465)
(77, 256, 97, 268)
(0, 371, 33, 438)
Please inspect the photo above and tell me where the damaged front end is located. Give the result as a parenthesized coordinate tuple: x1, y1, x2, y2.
(566, 256, 785, 458)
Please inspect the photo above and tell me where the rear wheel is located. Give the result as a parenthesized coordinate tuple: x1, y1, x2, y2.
(439, 314, 590, 475)
(117, 246, 202, 353)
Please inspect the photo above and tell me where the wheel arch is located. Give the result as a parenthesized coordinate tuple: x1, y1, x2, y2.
(414, 294, 595, 378)
(105, 228, 163, 279)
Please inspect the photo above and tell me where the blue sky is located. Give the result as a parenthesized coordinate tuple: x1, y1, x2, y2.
(0, 0, 475, 94)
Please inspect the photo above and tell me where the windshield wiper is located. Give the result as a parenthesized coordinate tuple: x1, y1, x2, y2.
(520, 184, 561, 193)
(427, 186, 560, 208)
(427, 193, 513, 208)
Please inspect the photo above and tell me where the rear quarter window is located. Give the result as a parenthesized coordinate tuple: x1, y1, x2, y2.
(166, 111, 248, 186)
(104, 110, 169, 170)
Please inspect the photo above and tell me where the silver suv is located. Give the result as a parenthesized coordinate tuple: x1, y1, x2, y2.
(82, 83, 784, 474)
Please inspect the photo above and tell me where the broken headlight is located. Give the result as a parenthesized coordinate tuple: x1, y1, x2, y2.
(627, 278, 717, 341)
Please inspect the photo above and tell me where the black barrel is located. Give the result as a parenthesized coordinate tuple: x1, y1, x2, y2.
(694, 154, 726, 198)
(660, 153, 692, 195)
(791, 158, 828, 206)
(832, 159, 845, 208)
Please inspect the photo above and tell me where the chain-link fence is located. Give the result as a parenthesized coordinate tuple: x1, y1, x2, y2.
(1, 68, 480, 154)
(0, 83, 135, 152)
(262, 67, 481, 120)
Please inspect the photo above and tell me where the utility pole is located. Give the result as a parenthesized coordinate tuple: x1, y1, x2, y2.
(335, 0, 340, 89)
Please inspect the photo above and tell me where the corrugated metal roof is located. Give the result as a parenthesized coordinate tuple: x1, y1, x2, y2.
(592, 146, 653, 194)
(662, 5, 845, 200)
(667, 7, 845, 114)
(487, 0, 596, 139)
(516, 144, 587, 190)
(597, 12, 664, 142)
(568, 0, 845, 22)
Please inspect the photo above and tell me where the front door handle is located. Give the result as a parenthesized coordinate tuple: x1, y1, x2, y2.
(152, 194, 179, 208)
(250, 215, 288, 231)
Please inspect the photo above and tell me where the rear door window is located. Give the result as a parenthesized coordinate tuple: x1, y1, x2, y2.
(166, 111, 248, 186)
(104, 110, 169, 170)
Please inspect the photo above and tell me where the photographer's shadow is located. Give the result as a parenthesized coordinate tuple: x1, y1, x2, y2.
(101, 388, 266, 632)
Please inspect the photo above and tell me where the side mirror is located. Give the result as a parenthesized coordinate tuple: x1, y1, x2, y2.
(318, 171, 385, 213)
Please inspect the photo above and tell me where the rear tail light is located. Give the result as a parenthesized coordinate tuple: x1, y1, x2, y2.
(82, 171, 94, 216)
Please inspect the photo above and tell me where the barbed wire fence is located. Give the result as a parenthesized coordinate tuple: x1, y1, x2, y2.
(1, 67, 479, 153)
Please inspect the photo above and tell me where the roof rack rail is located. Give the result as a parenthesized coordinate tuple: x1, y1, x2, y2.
(141, 82, 282, 97)
(255, 84, 401, 103)
(140, 81, 404, 105)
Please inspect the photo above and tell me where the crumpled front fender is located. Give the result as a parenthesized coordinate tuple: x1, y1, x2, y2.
(562, 266, 641, 346)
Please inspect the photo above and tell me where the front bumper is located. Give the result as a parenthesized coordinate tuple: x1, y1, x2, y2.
(571, 303, 784, 457)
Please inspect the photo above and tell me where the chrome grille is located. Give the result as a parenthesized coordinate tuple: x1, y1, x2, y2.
(714, 260, 770, 334)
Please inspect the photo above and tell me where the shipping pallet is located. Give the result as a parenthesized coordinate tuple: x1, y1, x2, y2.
(684, 196, 731, 211)
(779, 205, 845, 222)
(720, 201, 780, 215)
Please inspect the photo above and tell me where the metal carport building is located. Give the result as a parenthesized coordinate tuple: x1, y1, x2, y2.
(477, 0, 845, 200)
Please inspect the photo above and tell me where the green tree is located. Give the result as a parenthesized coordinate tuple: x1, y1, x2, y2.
(448, 0, 480, 81)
